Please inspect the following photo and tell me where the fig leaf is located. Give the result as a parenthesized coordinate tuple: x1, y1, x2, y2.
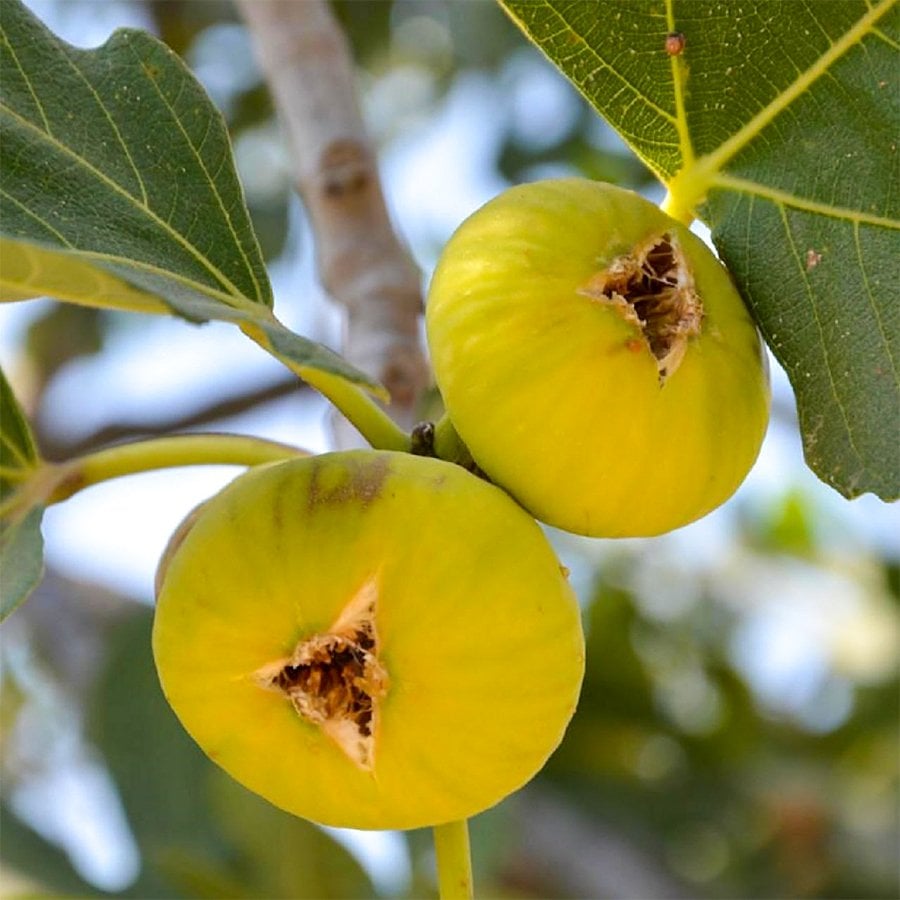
(0, 0, 379, 393)
(0, 366, 44, 620)
(501, 0, 899, 500)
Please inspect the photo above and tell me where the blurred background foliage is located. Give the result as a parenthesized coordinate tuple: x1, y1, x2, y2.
(0, 1, 897, 898)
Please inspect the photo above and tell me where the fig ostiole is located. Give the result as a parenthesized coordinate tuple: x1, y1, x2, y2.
(153, 450, 584, 831)
(426, 178, 770, 538)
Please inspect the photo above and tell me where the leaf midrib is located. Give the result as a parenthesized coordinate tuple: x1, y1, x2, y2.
(673, 0, 897, 212)
(0, 29, 261, 305)
(664, 0, 694, 169)
(2, 100, 251, 303)
(0, 430, 33, 470)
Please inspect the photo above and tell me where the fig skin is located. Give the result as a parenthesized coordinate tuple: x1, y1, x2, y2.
(426, 178, 770, 538)
(153, 451, 584, 831)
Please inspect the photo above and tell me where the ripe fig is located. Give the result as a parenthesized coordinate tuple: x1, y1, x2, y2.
(153, 451, 584, 830)
(426, 178, 769, 537)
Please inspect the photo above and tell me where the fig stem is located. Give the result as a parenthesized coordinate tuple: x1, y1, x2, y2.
(432, 414, 475, 469)
(44, 434, 308, 504)
(433, 818, 474, 900)
(299, 368, 411, 452)
(660, 188, 695, 226)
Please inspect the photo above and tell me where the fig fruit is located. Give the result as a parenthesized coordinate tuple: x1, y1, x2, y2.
(426, 178, 770, 538)
(153, 450, 584, 830)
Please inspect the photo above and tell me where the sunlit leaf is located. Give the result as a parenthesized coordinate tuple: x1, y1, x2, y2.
(0, 0, 380, 392)
(0, 238, 168, 313)
(0, 366, 44, 621)
(500, 0, 899, 500)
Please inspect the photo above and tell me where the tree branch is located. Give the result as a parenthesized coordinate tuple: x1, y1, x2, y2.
(236, 0, 429, 435)
(36, 375, 304, 461)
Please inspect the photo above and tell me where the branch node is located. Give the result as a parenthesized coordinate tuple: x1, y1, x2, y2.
(319, 138, 371, 200)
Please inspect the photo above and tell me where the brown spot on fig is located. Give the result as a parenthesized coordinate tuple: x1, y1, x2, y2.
(578, 232, 703, 383)
(306, 454, 390, 510)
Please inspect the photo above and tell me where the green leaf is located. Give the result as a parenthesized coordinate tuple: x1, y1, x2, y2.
(0, 0, 268, 309)
(0, 364, 37, 499)
(0, 0, 381, 394)
(0, 237, 171, 313)
(0, 506, 44, 621)
(500, 0, 899, 500)
(1, 366, 44, 620)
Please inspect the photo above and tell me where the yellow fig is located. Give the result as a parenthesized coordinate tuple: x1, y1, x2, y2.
(426, 178, 770, 538)
(153, 450, 584, 830)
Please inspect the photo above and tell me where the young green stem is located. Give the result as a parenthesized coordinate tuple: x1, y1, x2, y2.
(46, 434, 306, 504)
(431, 414, 475, 468)
(238, 318, 410, 452)
(300, 369, 410, 452)
(660, 189, 696, 227)
(433, 819, 473, 900)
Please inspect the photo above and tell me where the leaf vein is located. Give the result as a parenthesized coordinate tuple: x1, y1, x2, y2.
(1, 235, 265, 317)
(0, 29, 51, 135)
(0, 185, 73, 246)
(695, 0, 896, 177)
(527, 0, 677, 126)
(871, 26, 900, 49)
(0, 429, 32, 470)
(712, 173, 900, 229)
(130, 42, 265, 304)
(0, 102, 249, 300)
(61, 44, 149, 206)
(777, 204, 863, 469)
(665, 0, 694, 167)
(853, 220, 899, 385)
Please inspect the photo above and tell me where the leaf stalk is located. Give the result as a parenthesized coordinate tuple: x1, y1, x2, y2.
(45, 433, 307, 505)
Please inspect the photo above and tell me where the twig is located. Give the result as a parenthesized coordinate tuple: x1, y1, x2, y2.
(237, 0, 429, 437)
(36, 375, 304, 460)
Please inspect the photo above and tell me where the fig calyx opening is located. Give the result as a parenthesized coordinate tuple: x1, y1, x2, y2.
(580, 232, 703, 381)
(255, 577, 388, 772)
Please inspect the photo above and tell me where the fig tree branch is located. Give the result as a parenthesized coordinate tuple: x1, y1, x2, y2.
(236, 0, 429, 435)
(36, 375, 304, 460)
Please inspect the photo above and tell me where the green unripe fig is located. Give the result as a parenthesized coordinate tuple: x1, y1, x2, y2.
(426, 179, 770, 538)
